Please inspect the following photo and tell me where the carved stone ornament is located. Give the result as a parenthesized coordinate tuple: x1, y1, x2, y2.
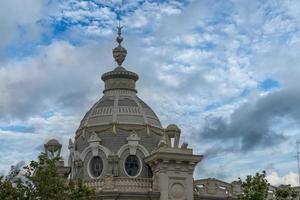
(88, 132, 102, 145)
(169, 183, 185, 200)
(74, 159, 83, 168)
(126, 131, 141, 155)
(113, 45, 127, 66)
(88, 132, 102, 156)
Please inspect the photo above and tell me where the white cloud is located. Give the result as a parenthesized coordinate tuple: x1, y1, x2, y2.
(0, 40, 115, 119)
(175, 49, 212, 63)
(52, 0, 184, 36)
(267, 171, 299, 187)
(0, 112, 78, 175)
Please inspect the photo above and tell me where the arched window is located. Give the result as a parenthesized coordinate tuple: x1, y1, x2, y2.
(125, 155, 140, 177)
(89, 156, 103, 178)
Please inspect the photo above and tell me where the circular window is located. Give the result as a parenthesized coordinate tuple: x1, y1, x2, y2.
(125, 155, 140, 177)
(89, 156, 103, 178)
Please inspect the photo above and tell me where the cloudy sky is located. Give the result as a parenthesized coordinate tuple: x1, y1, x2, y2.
(1, 0, 300, 186)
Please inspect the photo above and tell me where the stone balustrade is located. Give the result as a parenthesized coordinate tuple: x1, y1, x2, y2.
(194, 178, 237, 198)
(85, 176, 153, 193)
(194, 178, 300, 200)
(84, 177, 300, 199)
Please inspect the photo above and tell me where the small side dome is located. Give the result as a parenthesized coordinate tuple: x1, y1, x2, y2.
(45, 139, 61, 147)
(165, 124, 181, 148)
(44, 139, 62, 158)
(166, 124, 181, 133)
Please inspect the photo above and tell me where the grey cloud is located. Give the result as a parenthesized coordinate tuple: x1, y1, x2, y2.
(195, 159, 230, 180)
(0, 40, 114, 120)
(200, 87, 300, 152)
(34, 144, 44, 152)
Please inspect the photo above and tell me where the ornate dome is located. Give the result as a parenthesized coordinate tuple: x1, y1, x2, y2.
(77, 25, 162, 131)
(78, 94, 162, 129)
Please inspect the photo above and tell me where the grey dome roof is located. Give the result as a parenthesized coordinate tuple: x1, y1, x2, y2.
(79, 94, 162, 129)
(166, 124, 181, 132)
(45, 139, 61, 146)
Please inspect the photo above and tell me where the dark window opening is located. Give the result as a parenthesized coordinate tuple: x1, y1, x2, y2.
(125, 155, 140, 176)
(90, 156, 103, 177)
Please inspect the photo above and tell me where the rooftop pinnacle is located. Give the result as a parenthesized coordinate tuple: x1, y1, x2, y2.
(113, 24, 127, 67)
(101, 24, 139, 93)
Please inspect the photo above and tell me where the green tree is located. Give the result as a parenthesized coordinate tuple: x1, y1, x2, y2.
(0, 153, 95, 200)
(274, 185, 298, 200)
(0, 176, 23, 200)
(238, 171, 270, 200)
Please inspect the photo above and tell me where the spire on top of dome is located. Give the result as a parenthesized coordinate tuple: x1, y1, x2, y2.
(113, 22, 127, 67)
(101, 23, 139, 94)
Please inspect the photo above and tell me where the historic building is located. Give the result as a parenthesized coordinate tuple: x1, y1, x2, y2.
(66, 25, 202, 200)
(43, 27, 300, 200)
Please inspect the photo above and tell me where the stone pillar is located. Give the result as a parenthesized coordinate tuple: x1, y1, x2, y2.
(107, 154, 119, 176)
(145, 146, 202, 200)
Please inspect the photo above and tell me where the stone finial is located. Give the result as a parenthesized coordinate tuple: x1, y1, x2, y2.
(181, 142, 188, 149)
(116, 24, 123, 45)
(101, 23, 139, 94)
(112, 24, 127, 66)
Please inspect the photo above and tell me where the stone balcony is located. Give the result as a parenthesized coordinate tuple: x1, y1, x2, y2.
(85, 176, 153, 193)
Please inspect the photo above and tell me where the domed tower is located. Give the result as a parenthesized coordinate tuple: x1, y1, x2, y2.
(68, 26, 202, 200)
(68, 26, 163, 181)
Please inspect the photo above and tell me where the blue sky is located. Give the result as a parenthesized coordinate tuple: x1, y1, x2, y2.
(0, 0, 300, 186)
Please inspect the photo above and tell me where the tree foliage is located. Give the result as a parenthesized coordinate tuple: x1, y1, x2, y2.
(237, 171, 299, 200)
(238, 171, 270, 200)
(0, 153, 94, 200)
(274, 185, 298, 200)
